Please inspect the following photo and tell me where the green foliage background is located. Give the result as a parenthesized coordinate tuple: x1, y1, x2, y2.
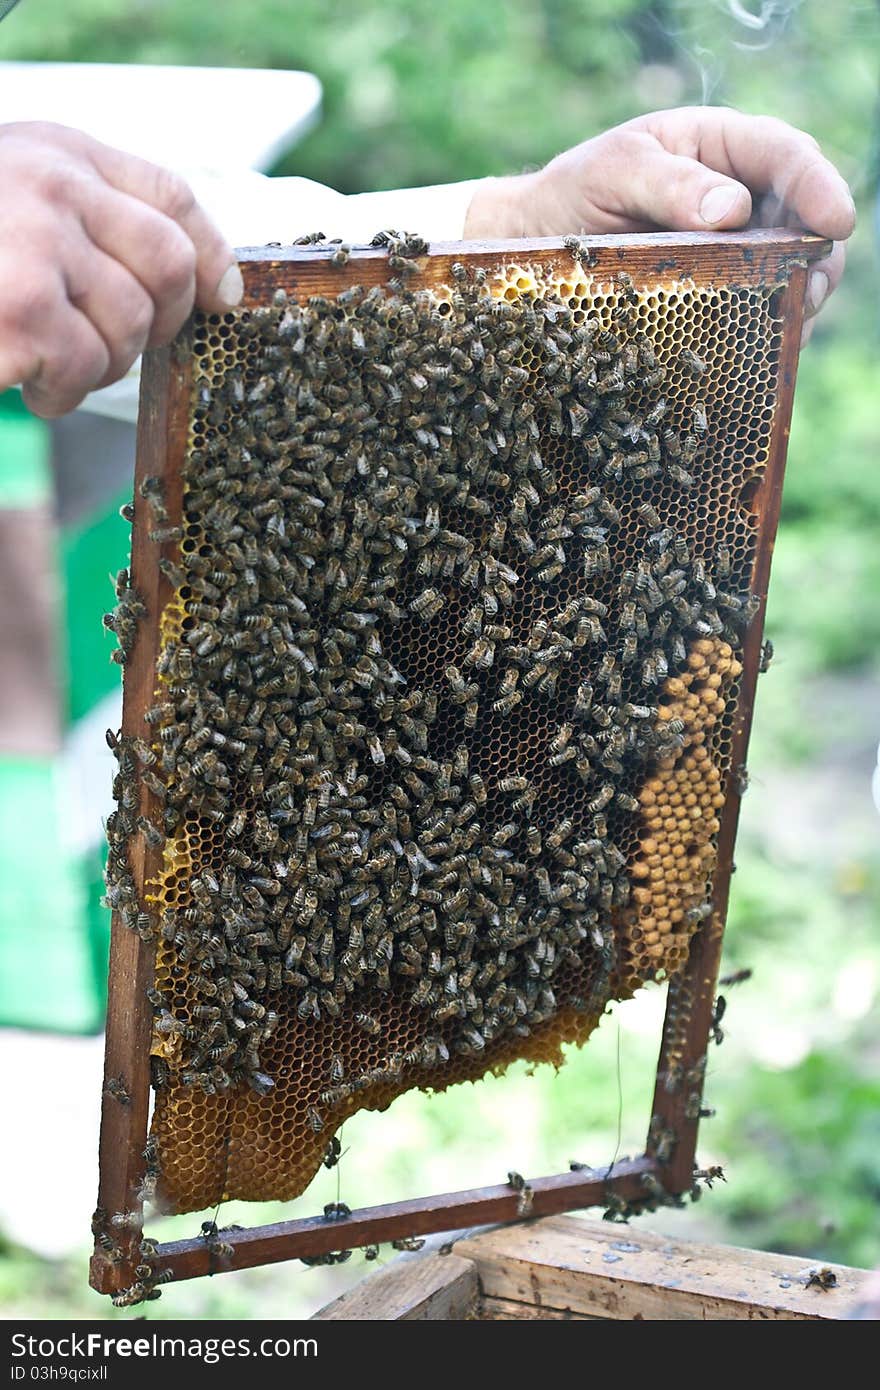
(1, 0, 878, 1318)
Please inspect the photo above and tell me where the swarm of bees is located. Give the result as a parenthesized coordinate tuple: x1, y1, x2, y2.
(92, 1204, 172, 1305)
(102, 235, 782, 1214)
(601, 1173, 691, 1224)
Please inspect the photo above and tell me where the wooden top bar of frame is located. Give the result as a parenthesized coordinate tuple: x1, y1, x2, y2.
(233, 227, 828, 300)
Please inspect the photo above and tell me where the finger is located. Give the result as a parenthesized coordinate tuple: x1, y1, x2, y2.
(22, 300, 110, 418)
(802, 240, 846, 319)
(0, 341, 34, 396)
(65, 236, 155, 385)
(800, 317, 815, 350)
(0, 293, 33, 395)
(0, 253, 107, 410)
(600, 131, 753, 232)
(79, 184, 199, 345)
(84, 139, 243, 311)
(669, 108, 855, 242)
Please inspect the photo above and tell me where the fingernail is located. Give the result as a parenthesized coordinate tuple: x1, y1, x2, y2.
(217, 263, 244, 307)
(699, 186, 739, 226)
(808, 270, 829, 312)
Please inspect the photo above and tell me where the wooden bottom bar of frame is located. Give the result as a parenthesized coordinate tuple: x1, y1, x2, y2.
(91, 1157, 657, 1293)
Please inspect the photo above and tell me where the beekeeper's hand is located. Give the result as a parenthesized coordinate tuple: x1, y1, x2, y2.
(0, 121, 243, 416)
(465, 106, 854, 345)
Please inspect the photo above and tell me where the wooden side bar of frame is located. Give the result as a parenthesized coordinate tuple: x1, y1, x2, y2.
(646, 257, 811, 1191)
(91, 230, 827, 1297)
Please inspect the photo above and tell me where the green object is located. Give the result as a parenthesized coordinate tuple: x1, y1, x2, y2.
(59, 486, 128, 726)
(0, 391, 114, 1034)
(0, 390, 51, 507)
(0, 758, 105, 1033)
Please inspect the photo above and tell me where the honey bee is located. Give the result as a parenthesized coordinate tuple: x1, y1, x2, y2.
(104, 1075, 130, 1105)
(130, 737, 156, 767)
(693, 1164, 726, 1189)
(201, 1220, 235, 1260)
(139, 474, 167, 521)
(410, 587, 445, 621)
(323, 1201, 352, 1222)
(588, 784, 613, 814)
(562, 235, 598, 269)
(667, 463, 694, 489)
(507, 1170, 534, 1217)
(602, 1193, 633, 1224)
(710, 994, 727, 1046)
(648, 1115, 677, 1165)
(111, 1210, 143, 1231)
(94, 1230, 124, 1262)
(500, 774, 529, 794)
(112, 1282, 162, 1307)
(680, 347, 707, 376)
(805, 1267, 838, 1292)
(157, 557, 186, 592)
(136, 815, 164, 850)
(719, 967, 752, 987)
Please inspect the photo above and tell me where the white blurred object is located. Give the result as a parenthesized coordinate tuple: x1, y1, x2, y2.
(0, 1030, 105, 1257)
(58, 689, 121, 857)
(0, 62, 322, 172)
(872, 741, 880, 817)
(832, 957, 877, 1023)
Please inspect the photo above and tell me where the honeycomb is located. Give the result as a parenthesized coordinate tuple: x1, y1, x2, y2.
(106, 237, 784, 1213)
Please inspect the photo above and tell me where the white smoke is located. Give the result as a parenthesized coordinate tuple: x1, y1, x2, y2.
(723, 0, 806, 50)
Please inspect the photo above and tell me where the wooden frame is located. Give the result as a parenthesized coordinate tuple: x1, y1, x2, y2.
(90, 229, 828, 1298)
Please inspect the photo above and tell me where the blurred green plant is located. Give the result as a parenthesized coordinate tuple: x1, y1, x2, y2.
(1, 1, 877, 192)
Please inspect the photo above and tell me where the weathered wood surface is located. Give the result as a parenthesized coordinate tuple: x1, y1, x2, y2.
(455, 1216, 872, 1321)
(312, 1252, 478, 1321)
(237, 229, 828, 300)
(648, 254, 811, 1189)
(134, 1158, 656, 1289)
(90, 345, 185, 1293)
(479, 1295, 597, 1320)
(311, 1216, 872, 1320)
